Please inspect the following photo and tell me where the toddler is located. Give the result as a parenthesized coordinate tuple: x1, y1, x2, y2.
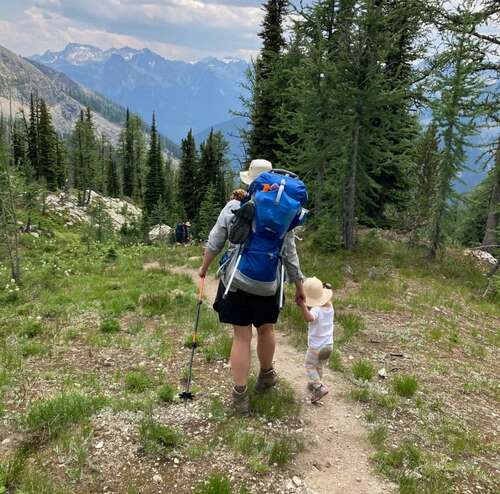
(298, 276, 334, 403)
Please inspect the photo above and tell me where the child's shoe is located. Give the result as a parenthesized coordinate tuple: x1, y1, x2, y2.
(311, 384, 329, 403)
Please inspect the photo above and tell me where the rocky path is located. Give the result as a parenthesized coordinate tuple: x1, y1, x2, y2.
(173, 268, 395, 494)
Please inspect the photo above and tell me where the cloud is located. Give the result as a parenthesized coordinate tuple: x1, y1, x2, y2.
(0, 0, 264, 60)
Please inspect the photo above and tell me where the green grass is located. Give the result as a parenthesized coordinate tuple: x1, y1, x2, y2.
(204, 396, 226, 422)
(18, 320, 44, 339)
(220, 419, 301, 470)
(13, 469, 65, 494)
(268, 437, 296, 466)
(248, 377, 299, 420)
(21, 341, 49, 357)
(349, 386, 371, 402)
(194, 474, 232, 494)
(124, 370, 153, 393)
(352, 359, 375, 381)
(368, 425, 388, 448)
(336, 312, 365, 344)
(203, 333, 233, 362)
(329, 349, 343, 371)
(23, 392, 107, 440)
(139, 418, 182, 456)
(393, 374, 419, 398)
(157, 383, 175, 403)
(99, 318, 121, 333)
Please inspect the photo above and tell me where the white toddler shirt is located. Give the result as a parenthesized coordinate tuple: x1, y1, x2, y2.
(308, 305, 334, 349)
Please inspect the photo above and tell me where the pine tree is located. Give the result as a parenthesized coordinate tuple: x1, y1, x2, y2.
(247, 0, 288, 163)
(106, 144, 120, 198)
(38, 98, 58, 190)
(119, 111, 146, 203)
(481, 140, 500, 252)
(144, 113, 165, 219)
(0, 129, 21, 283)
(429, 27, 484, 257)
(197, 184, 220, 240)
(178, 129, 198, 220)
(12, 117, 28, 171)
(54, 135, 66, 189)
(71, 108, 98, 206)
(28, 93, 40, 178)
(123, 108, 135, 198)
(197, 130, 229, 213)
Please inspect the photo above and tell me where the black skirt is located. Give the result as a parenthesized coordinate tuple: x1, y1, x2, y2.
(213, 280, 280, 328)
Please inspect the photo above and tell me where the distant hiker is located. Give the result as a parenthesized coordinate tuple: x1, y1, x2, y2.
(298, 277, 334, 403)
(198, 159, 307, 416)
(175, 222, 189, 244)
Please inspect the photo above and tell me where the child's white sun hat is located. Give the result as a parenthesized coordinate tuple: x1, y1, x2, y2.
(303, 277, 333, 307)
(240, 159, 272, 185)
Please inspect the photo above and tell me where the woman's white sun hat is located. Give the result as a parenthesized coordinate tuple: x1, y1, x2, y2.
(303, 277, 333, 307)
(240, 159, 273, 185)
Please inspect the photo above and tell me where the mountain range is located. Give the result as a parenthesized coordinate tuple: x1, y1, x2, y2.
(32, 43, 249, 143)
(0, 44, 180, 157)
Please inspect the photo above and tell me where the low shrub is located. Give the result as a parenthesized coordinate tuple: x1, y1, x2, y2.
(99, 318, 121, 333)
(393, 374, 418, 398)
(125, 371, 153, 393)
(352, 359, 375, 381)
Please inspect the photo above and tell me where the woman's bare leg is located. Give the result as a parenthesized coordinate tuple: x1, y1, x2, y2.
(256, 323, 275, 370)
(230, 325, 252, 386)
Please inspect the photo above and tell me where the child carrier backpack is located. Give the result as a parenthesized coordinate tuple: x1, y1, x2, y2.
(224, 169, 308, 307)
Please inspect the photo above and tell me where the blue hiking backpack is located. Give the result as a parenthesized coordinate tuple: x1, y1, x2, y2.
(223, 169, 308, 306)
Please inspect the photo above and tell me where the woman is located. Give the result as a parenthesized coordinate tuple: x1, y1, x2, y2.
(199, 159, 305, 416)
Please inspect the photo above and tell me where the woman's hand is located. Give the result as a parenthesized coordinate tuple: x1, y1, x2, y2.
(295, 279, 306, 306)
(199, 249, 216, 278)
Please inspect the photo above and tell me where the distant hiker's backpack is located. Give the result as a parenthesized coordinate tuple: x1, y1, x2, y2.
(224, 170, 308, 304)
(175, 223, 187, 243)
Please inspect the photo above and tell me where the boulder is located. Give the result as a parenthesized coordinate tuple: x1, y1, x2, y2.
(44, 190, 141, 230)
(148, 224, 173, 242)
(464, 249, 497, 266)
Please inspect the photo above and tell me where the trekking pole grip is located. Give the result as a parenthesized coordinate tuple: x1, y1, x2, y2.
(198, 276, 205, 303)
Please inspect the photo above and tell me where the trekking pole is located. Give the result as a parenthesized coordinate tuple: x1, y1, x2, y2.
(179, 276, 205, 400)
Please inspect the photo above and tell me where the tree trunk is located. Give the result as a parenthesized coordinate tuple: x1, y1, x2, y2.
(343, 117, 360, 250)
(481, 142, 500, 252)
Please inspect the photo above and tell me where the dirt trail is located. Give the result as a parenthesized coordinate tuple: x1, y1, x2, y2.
(173, 268, 395, 494)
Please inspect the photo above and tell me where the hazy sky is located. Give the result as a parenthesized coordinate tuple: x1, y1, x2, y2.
(0, 0, 268, 60)
(0, 1, 497, 62)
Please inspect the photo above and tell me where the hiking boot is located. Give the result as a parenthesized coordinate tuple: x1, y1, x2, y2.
(311, 384, 329, 403)
(232, 386, 250, 416)
(254, 368, 278, 393)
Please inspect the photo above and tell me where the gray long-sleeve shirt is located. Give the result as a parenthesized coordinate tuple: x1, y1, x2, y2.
(207, 199, 304, 296)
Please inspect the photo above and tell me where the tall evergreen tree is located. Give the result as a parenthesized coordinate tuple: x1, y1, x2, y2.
(178, 129, 198, 220)
(38, 98, 59, 190)
(118, 111, 146, 203)
(71, 108, 97, 206)
(144, 113, 165, 218)
(123, 108, 135, 198)
(481, 140, 500, 252)
(197, 130, 229, 212)
(12, 117, 28, 171)
(28, 93, 40, 178)
(247, 0, 288, 163)
(0, 129, 21, 283)
(197, 183, 220, 240)
(429, 27, 484, 257)
(106, 144, 120, 198)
